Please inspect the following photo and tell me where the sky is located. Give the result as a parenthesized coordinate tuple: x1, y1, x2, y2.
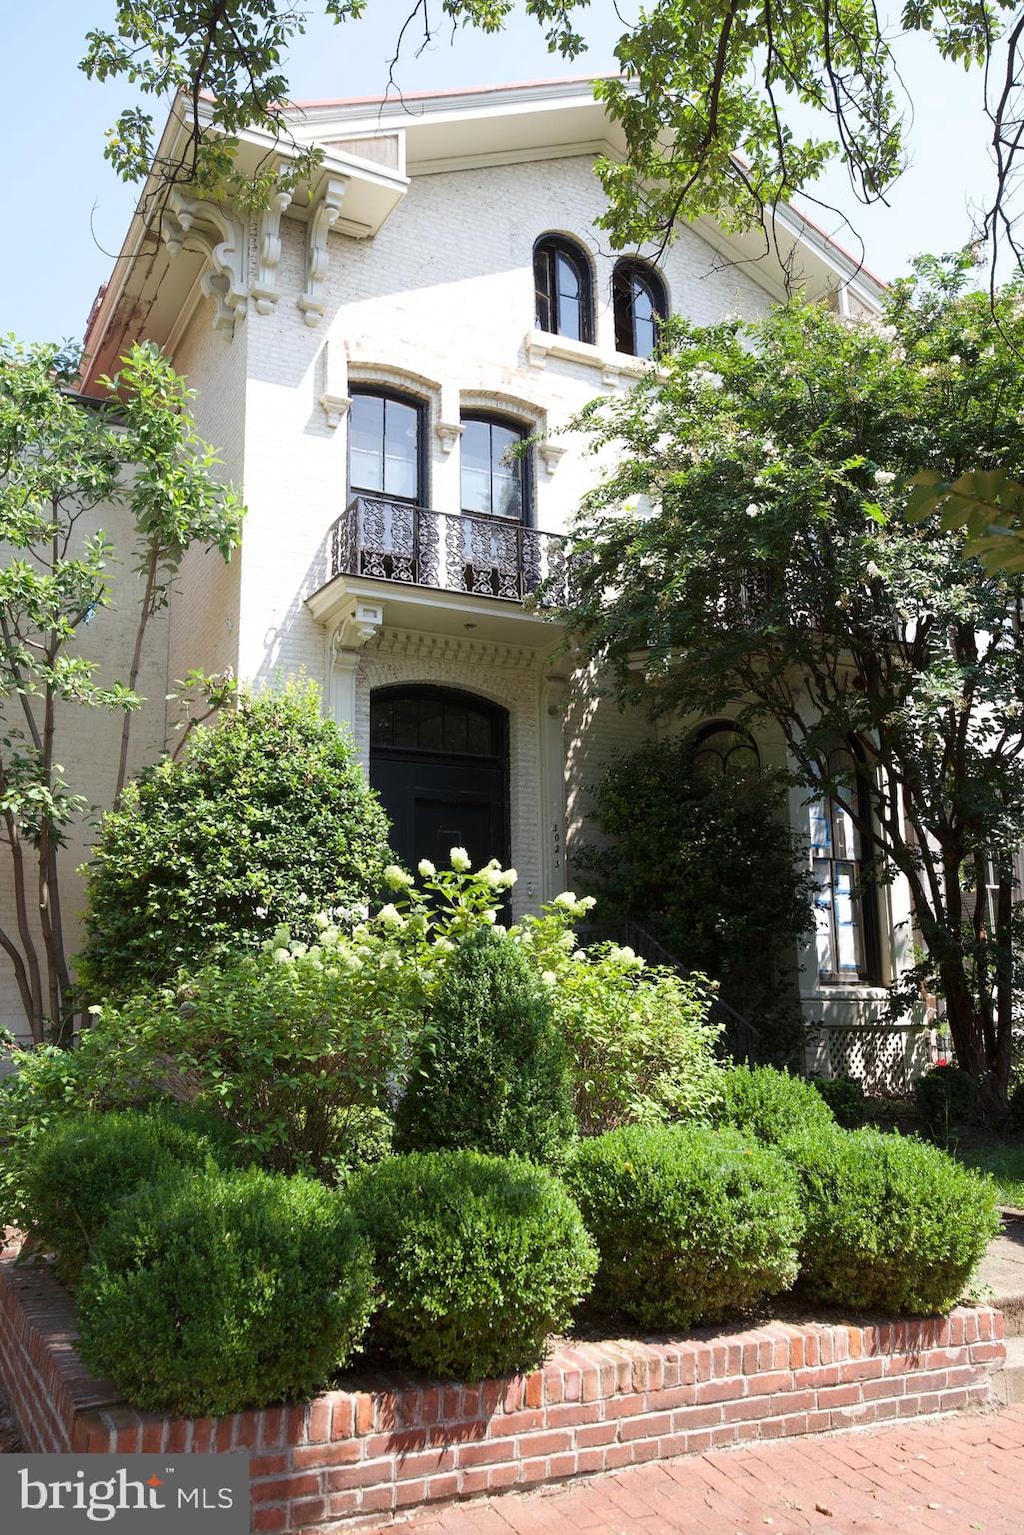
(2, 1, 1003, 345)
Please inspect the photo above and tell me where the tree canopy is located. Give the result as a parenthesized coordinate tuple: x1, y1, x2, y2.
(557, 254, 1024, 1104)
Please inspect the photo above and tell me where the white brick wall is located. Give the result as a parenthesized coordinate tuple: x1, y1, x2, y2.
(1, 144, 896, 1038)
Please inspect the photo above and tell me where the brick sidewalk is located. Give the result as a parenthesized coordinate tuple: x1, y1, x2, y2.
(368, 1406, 1024, 1535)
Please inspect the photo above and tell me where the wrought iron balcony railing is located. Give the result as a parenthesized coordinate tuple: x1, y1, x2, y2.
(328, 496, 575, 607)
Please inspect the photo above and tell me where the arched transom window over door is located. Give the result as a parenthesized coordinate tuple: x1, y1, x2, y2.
(369, 686, 511, 878)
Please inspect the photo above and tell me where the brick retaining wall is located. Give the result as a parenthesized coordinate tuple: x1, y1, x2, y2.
(0, 1239, 1005, 1533)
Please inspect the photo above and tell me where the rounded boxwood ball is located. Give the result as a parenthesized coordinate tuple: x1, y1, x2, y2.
(784, 1126, 1000, 1314)
(347, 1150, 597, 1381)
(565, 1123, 805, 1330)
(77, 1166, 374, 1416)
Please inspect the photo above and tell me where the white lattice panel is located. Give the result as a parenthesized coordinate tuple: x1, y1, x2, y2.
(821, 1026, 929, 1094)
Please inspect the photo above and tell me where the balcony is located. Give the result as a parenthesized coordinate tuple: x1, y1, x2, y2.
(328, 496, 574, 607)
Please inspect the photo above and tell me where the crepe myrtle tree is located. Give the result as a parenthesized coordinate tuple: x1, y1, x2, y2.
(0, 338, 244, 1043)
(557, 253, 1024, 1111)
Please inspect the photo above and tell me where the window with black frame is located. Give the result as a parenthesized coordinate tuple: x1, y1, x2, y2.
(809, 745, 880, 984)
(691, 721, 760, 778)
(460, 415, 527, 522)
(349, 389, 423, 504)
(533, 235, 594, 344)
(612, 259, 668, 359)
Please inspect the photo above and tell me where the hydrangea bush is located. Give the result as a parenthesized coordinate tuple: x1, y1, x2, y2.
(83, 850, 724, 1174)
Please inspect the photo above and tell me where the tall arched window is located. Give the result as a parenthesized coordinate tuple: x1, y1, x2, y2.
(534, 235, 594, 344)
(809, 744, 880, 984)
(691, 721, 760, 778)
(613, 259, 668, 358)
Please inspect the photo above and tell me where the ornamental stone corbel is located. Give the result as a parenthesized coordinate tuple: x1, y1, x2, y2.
(434, 422, 465, 454)
(329, 599, 383, 738)
(298, 175, 348, 326)
(163, 191, 248, 336)
(332, 598, 384, 653)
(538, 441, 566, 476)
(251, 172, 293, 314)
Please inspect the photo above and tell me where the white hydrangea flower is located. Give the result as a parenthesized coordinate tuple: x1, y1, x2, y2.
(383, 864, 414, 889)
(482, 909, 498, 923)
(553, 890, 579, 909)
(745, 503, 762, 518)
(417, 858, 436, 878)
(271, 947, 291, 964)
(313, 911, 331, 930)
(541, 971, 558, 986)
(377, 903, 405, 929)
(874, 469, 896, 486)
(449, 846, 472, 872)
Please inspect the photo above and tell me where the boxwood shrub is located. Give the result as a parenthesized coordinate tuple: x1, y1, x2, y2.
(784, 1127, 1000, 1313)
(811, 1075, 868, 1130)
(22, 1108, 235, 1285)
(77, 1167, 374, 1416)
(914, 1065, 977, 1143)
(711, 1064, 836, 1144)
(395, 928, 576, 1164)
(564, 1124, 804, 1330)
(347, 1150, 597, 1380)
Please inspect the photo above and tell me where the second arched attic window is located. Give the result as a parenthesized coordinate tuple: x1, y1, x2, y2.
(613, 259, 668, 358)
(533, 235, 594, 344)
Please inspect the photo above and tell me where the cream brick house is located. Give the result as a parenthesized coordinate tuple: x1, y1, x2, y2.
(11, 78, 924, 1075)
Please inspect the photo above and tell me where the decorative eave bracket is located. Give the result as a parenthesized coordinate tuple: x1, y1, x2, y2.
(298, 175, 348, 327)
(251, 169, 293, 314)
(164, 191, 248, 336)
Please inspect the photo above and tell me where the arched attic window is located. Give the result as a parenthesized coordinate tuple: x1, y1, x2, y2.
(613, 258, 668, 358)
(534, 235, 594, 344)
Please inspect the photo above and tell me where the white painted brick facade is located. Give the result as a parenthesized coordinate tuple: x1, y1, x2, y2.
(1, 126, 903, 1045)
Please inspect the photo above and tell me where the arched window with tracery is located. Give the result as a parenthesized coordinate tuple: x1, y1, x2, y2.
(691, 721, 760, 778)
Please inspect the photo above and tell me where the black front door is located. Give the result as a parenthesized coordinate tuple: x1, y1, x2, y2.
(369, 687, 510, 875)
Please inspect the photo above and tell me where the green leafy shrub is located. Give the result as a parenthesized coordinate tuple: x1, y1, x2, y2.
(78, 1167, 374, 1415)
(94, 941, 423, 1179)
(712, 1064, 836, 1144)
(914, 1065, 977, 1143)
(21, 1107, 241, 1285)
(573, 736, 814, 1065)
(565, 1124, 804, 1329)
(77, 681, 393, 996)
(0, 1026, 163, 1233)
(347, 1150, 597, 1380)
(549, 950, 723, 1133)
(395, 928, 577, 1163)
(784, 1127, 1000, 1313)
(811, 1075, 868, 1129)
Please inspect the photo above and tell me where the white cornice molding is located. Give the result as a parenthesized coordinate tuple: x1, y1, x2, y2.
(298, 175, 348, 326)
